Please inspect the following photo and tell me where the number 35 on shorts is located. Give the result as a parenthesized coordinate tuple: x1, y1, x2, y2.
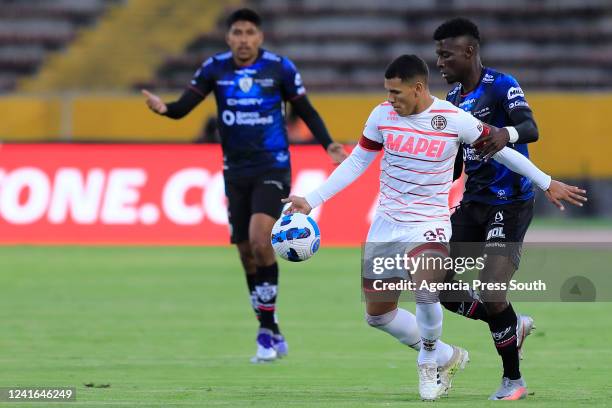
(423, 226, 450, 242)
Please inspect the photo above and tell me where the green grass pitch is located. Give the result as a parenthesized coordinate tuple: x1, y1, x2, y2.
(0, 246, 610, 407)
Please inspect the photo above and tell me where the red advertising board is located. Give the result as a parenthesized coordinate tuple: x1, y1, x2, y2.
(0, 144, 462, 245)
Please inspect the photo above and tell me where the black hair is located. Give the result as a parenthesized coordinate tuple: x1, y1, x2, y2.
(384, 54, 429, 83)
(226, 8, 262, 29)
(433, 18, 480, 42)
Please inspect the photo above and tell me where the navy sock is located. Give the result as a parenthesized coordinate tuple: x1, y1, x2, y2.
(255, 263, 280, 334)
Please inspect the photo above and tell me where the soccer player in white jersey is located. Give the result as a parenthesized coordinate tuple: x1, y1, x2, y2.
(282, 55, 586, 401)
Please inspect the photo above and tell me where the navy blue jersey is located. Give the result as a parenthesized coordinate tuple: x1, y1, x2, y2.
(190, 48, 306, 178)
(447, 67, 534, 205)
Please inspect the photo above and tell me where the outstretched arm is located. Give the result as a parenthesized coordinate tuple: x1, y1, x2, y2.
(492, 147, 587, 211)
(282, 140, 379, 214)
(142, 88, 204, 120)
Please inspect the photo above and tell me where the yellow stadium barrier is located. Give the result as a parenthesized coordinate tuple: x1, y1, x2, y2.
(0, 93, 610, 177)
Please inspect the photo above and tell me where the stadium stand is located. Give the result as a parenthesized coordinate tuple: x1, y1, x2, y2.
(142, 0, 612, 92)
(0, 0, 122, 93)
(20, 0, 238, 93)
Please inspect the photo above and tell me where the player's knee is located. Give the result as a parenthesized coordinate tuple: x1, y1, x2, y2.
(365, 308, 398, 327)
(249, 236, 273, 260)
(414, 288, 440, 304)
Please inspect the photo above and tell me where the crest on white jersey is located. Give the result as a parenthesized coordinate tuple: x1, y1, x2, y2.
(239, 76, 253, 93)
(431, 115, 447, 130)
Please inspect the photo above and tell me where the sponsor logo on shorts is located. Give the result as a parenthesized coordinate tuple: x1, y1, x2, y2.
(263, 180, 284, 191)
(495, 211, 504, 223)
(487, 226, 506, 240)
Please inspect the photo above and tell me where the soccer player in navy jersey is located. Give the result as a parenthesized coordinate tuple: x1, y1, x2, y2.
(143, 8, 347, 363)
(433, 18, 587, 399)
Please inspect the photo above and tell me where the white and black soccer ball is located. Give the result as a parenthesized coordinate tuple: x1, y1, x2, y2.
(271, 213, 320, 262)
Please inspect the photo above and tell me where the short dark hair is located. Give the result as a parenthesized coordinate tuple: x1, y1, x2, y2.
(433, 18, 480, 42)
(226, 8, 262, 29)
(384, 55, 429, 83)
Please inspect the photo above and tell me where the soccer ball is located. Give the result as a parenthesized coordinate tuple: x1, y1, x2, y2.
(271, 213, 320, 262)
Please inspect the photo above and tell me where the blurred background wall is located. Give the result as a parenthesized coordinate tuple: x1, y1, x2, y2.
(0, 0, 611, 218)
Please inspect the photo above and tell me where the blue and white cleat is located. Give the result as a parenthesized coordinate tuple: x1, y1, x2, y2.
(516, 314, 535, 360)
(272, 334, 288, 358)
(250, 329, 277, 363)
(489, 377, 528, 400)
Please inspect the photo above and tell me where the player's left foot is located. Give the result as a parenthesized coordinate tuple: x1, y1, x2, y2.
(516, 314, 535, 360)
(489, 377, 528, 400)
(418, 363, 443, 401)
(250, 329, 277, 363)
(272, 334, 288, 358)
(439, 345, 469, 396)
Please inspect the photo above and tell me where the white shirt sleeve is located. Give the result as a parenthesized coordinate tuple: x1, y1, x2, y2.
(304, 144, 379, 208)
(492, 148, 552, 190)
(362, 105, 384, 145)
(456, 109, 485, 144)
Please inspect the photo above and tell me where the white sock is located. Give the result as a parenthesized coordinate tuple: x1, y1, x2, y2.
(416, 302, 443, 365)
(366, 308, 421, 350)
(436, 340, 454, 367)
(365, 307, 453, 366)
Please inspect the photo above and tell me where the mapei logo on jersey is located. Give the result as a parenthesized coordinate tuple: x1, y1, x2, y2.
(507, 86, 525, 100)
(431, 115, 447, 130)
(482, 73, 495, 83)
(238, 76, 253, 93)
(385, 134, 447, 158)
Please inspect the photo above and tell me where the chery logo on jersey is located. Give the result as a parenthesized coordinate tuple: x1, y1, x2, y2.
(384, 133, 447, 158)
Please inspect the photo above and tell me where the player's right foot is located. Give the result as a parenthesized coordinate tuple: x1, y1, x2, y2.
(418, 363, 443, 401)
(272, 334, 288, 358)
(516, 314, 535, 360)
(439, 345, 469, 396)
(489, 377, 528, 400)
(250, 329, 277, 363)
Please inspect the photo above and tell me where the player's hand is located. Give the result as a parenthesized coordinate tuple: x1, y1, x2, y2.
(142, 89, 168, 114)
(544, 180, 587, 211)
(326, 142, 348, 164)
(473, 126, 509, 160)
(281, 195, 312, 215)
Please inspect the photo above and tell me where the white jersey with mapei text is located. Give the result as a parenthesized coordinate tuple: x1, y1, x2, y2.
(359, 97, 487, 224)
